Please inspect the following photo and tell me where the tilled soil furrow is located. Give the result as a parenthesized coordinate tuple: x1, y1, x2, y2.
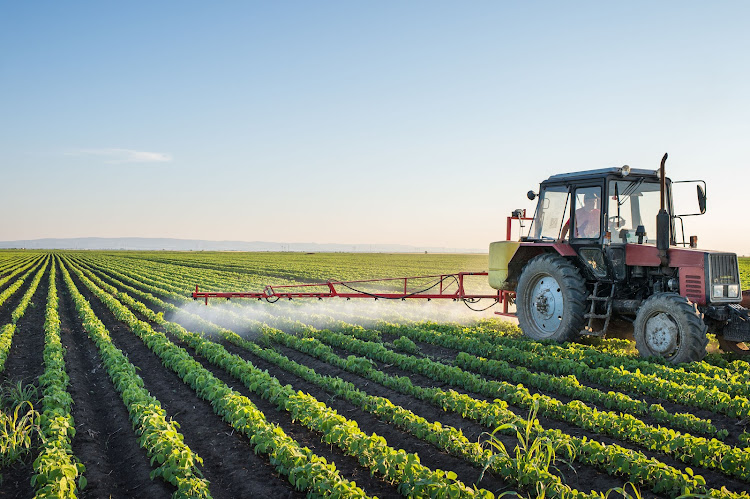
(0, 258, 41, 296)
(67, 268, 304, 499)
(216, 337, 516, 497)
(70, 265, 395, 497)
(343, 339, 750, 495)
(0, 265, 51, 499)
(158, 329, 403, 499)
(404, 334, 745, 443)
(261, 340, 634, 495)
(57, 271, 174, 499)
(0, 263, 43, 327)
(2, 264, 50, 385)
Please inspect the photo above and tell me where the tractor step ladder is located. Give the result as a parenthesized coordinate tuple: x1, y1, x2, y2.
(581, 282, 615, 336)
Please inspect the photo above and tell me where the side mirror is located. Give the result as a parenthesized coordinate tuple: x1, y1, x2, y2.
(697, 185, 706, 214)
(527, 190, 537, 201)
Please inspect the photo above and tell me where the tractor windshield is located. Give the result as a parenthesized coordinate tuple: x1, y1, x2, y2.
(529, 185, 570, 240)
(608, 179, 661, 244)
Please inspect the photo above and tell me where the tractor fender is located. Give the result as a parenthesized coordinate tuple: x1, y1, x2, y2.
(489, 241, 575, 291)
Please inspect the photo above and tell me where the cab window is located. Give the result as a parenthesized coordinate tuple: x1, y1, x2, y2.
(608, 180, 661, 243)
(529, 185, 570, 240)
(572, 186, 601, 239)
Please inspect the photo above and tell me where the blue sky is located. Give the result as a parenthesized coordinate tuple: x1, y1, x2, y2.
(1, 2, 748, 253)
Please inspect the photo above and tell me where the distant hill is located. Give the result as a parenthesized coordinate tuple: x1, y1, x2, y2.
(0, 237, 485, 253)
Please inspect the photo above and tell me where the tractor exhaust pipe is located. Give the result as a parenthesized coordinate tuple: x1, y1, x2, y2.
(657, 153, 670, 266)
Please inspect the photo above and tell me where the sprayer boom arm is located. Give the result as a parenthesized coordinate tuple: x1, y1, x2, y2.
(192, 272, 500, 304)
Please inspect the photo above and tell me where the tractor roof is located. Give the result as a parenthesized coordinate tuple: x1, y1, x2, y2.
(544, 167, 661, 183)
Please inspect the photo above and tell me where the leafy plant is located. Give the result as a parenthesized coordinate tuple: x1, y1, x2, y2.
(392, 335, 419, 354)
(60, 261, 211, 498)
(478, 400, 574, 492)
(0, 400, 40, 467)
(0, 380, 39, 410)
(603, 483, 642, 499)
(62, 257, 370, 498)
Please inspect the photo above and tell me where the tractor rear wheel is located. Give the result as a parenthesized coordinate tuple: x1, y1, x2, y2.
(633, 293, 708, 364)
(516, 254, 587, 342)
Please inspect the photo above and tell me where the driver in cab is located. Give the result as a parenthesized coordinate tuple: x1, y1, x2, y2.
(560, 191, 601, 240)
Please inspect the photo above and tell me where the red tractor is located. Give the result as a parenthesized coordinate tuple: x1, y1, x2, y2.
(489, 154, 749, 363)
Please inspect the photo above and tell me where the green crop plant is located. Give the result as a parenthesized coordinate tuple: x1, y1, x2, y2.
(21, 250, 750, 499)
(602, 483, 642, 499)
(478, 401, 575, 494)
(0, 400, 40, 469)
(0, 381, 39, 410)
(392, 335, 419, 354)
(59, 259, 211, 498)
(61, 256, 372, 498)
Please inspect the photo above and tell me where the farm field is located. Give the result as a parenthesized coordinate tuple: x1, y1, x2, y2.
(1, 250, 750, 498)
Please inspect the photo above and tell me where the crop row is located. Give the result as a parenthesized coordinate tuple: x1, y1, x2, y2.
(398, 320, 750, 398)
(377, 322, 750, 419)
(69, 257, 747, 498)
(0, 257, 45, 313)
(64, 257, 495, 498)
(0, 255, 44, 290)
(59, 259, 212, 497)
(75, 257, 743, 462)
(261, 326, 742, 499)
(299, 326, 750, 483)
(105, 251, 487, 288)
(59, 257, 377, 498)
(0, 254, 38, 279)
(166, 312, 595, 497)
(455, 352, 720, 437)
(31, 259, 85, 497)
(223, 312, 731, 464)
(85, 253, 274, 293)
(0, 257, 49, 371)
(370, 323, 723, 438)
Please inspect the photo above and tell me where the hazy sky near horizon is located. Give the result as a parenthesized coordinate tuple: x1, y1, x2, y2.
(1, 2, 749, 253)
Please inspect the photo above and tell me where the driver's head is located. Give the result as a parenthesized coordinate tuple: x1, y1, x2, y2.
(583, 191, 599, 209)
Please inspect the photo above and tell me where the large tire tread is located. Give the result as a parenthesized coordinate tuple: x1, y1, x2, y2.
(516, 253, 587, 343)
(633, 292, 708, 364)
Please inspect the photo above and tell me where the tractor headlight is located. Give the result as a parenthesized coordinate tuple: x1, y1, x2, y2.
(713, 285, 725, 298)
(728, 284, 740, 298)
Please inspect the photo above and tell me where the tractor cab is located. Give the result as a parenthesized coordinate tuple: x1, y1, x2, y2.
(523, 167, 684, 284)
(527, 167, 666, 247)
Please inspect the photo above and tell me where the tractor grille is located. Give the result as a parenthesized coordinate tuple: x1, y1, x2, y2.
(708, 253, 740, 304)
(709, 254, 739, 285)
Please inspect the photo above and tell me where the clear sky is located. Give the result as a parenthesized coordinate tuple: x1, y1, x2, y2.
(1, 1, 748, 253)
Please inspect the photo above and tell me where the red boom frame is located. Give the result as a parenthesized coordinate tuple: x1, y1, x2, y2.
(194, 272, 497, 303)
(191, 213, 531, 315)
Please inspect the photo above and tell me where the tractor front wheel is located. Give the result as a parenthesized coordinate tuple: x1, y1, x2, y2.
(516, 254, 587, 342)
(633, 293, 708, 364)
